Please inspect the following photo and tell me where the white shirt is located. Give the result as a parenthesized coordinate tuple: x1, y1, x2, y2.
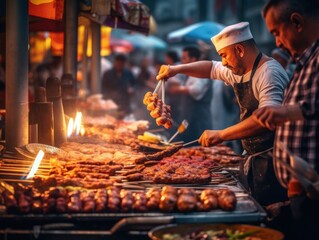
(185, 76, 210, 101)
(210, 59, 289, 108)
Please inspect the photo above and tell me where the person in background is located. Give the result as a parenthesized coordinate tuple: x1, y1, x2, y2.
(157, 22, 291, 234)
(211, 81, 242, 154)
(133, 56, 157, 125)
(168, 46, 212, 144)
(271, 48, 295, 78)
(164, 50, 185, 126)
(102, 53, 135, 118)
(254, 0, 319, 239)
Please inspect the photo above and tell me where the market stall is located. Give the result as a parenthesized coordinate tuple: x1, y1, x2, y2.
(0, 106, 267, 239)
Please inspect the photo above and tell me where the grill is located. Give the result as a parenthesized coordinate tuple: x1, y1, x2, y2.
(0, 150, 266, 240)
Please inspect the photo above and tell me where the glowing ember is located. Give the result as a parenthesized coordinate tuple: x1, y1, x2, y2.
(80, 125, 85, 136)
(67, 118, 74, 138)
(26, 150, 44, 179)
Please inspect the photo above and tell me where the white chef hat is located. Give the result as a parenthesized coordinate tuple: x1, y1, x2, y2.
(211, 22, 253, 52)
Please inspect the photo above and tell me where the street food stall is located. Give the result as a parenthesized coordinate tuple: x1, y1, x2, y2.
(0, 81, 268, 240)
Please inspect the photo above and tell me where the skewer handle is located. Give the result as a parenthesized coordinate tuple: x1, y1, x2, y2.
(161, 80, 165, 103)
(153, 81, 162, 94)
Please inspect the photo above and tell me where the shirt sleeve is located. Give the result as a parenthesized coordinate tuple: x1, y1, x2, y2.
(254, 62, 289, 108)
(186, 77, 210, 100)
(210, 61, 238, 86)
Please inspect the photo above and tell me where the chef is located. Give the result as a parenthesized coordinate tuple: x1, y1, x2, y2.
(156, 22, 289, 210)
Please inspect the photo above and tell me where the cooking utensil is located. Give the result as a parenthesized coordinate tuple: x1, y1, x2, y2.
(166, 120, 189, 144)
(25, 143, 67, 158)
(183, 139, 199, 147)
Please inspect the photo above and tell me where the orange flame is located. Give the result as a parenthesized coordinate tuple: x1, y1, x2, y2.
(67, 117, 74, 138)
(26, 150, 44, 179)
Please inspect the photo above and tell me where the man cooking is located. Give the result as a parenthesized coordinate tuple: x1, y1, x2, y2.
(156, 22, 289, 212)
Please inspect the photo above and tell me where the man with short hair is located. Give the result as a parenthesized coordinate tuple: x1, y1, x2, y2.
(168, 46, 212, 144)
(253, 0, 319, 239)
(102, 54, 135, 117)
(157, 22, 289, 210)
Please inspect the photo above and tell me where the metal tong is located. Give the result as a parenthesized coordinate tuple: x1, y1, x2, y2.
(277, 142, 319, 199)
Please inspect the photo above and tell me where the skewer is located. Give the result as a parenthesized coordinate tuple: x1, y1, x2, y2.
(161, 80, 165, 103)
(183, 139, 199, 147)
(0, 178, 34, 183)
(153, 80, 162, 94)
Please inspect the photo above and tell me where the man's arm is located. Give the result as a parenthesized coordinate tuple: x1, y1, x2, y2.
(156, 61, 212, 80)
(253, 105, 304, 130)
(199, 116, 270, 147)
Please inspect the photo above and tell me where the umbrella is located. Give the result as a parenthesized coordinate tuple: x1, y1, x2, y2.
(167, 21, 225, 43)
(112, 29, 167, 50)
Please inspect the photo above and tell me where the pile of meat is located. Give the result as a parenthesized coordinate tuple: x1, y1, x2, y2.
(143, 92, 172, 129)
(137, 156, 222, 184)
(1, 185, 236, 214)
(175, 145, 244, 166)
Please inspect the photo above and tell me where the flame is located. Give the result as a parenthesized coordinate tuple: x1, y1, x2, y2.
(74, 112, 82, 135)
(26, 150, 44, 179)
(67, 117, 74, 138)
(80, 125, 85, 136)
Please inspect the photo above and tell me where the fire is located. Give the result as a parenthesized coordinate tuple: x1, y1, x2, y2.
(67, 117, 74, 138)
(26, 150, 44, 179)
(74, 112, 82, 135)
(67, 112, 85, 138)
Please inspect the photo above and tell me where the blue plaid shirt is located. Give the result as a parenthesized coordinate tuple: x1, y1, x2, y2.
(274, 40, 319, 188)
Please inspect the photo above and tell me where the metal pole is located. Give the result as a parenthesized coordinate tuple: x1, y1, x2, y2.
(90, 21, 101, 94)
(81, 26, 89, 96)
(5, 0, 29, 151)
(63, 0, 78, 90)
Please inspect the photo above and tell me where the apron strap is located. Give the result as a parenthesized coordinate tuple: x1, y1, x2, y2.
(244, 147, 273, 176)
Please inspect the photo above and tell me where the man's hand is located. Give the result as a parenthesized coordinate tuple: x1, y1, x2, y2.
(253, 106, 288, 130)
(199, 130, 224, 147)
(156, 65, 177, 81)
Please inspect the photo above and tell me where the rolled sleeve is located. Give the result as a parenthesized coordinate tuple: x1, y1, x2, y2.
(255, 63, 289, 108)
(210, 61, 238, 86)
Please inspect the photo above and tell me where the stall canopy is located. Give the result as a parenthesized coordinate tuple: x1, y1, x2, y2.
(29, 0, 64, 32)
(80, 0, 152, 34)
(167, 21, 225, 43)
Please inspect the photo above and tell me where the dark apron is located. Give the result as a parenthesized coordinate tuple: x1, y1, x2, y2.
(233, 53, 287, 206)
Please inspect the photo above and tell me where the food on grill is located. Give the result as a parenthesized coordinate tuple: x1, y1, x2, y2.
(67, 190, 82, 213)
(2, 185, 237, 214)
(218, 189, 237, 211)
(135, 145, 182, 164)
(198, 189, 219, 211)
(137, 131, 162, 144)
(177, 188, 197, 212)
(142, 156, 217, 184)
(143, 91, 173, 129)
(82, 191, 95, 213)
(159, 186, 178, 212)
(107, 187, 121, 212)
(120, 189, 133, 212)
(133, 192, 148, 212)
(146, 188, 161, 211)
(126, 173, 143, 181)
(95, 189, 107, 212)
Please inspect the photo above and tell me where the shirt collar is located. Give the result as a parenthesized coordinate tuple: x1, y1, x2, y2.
(295, 39, 319, 66)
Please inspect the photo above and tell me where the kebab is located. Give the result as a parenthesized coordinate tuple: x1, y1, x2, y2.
(143, 80, 173, 129)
